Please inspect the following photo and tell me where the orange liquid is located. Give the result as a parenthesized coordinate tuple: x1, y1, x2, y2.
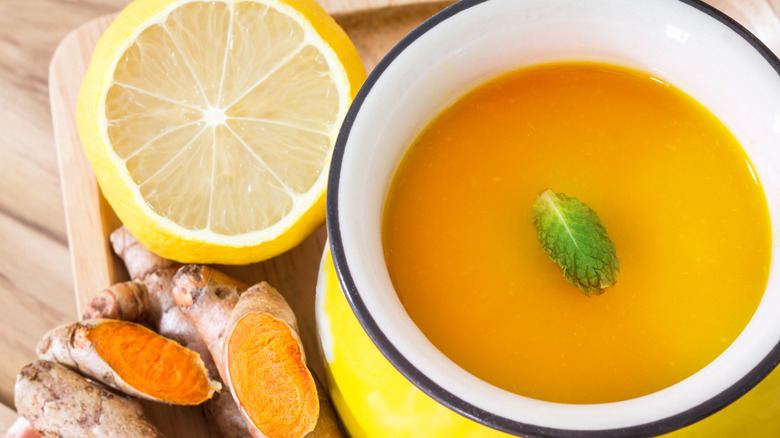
(382, 62, 771, 404)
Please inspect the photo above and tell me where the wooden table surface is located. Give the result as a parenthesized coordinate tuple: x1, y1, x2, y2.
(2, 0, 780, 434)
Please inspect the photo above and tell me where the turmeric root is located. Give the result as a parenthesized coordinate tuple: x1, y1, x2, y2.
(82, 287, 249, 438)
(109, 225, 179, 280)
(2, 417, 43, 438)
(174, 266, 331, 438)
(15, 360, 166, 438)
(204, 389, 260, 438)
(225, 282, 319, 438)
(172, 265, 247, 371)
(107, 227, 202, 354)
(103, 226, 251, 438)
(82, 272, 217, 377)
(36, 319, 220, 405)
(81, 280, 148, 321)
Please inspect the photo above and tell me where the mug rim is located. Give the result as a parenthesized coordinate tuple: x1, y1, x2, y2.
(326, 0, 780, 436)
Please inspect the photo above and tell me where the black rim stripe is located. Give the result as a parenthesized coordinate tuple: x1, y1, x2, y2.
(326, 0, 780, 436)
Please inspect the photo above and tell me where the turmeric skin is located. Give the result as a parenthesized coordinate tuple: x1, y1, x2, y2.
(110, 225, 179, 280)
(82, 280, 148, 322)
(203, 389, 259, 438)
(36, 319, 220, 405)
(172, 264, 248, 378)
(15, 360, 166, 438)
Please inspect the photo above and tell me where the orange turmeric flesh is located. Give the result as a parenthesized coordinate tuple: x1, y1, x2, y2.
(88, 320, 215, 405)
(227, 313, 318, 438)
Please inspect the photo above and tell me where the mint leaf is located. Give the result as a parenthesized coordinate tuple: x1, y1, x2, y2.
(532, 189, 619, 296)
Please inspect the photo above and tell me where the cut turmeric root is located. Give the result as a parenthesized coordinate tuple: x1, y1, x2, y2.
(15, 360, 166, 438)
(81, 268, 215, 373)
(225, 282, 319, 438)
(36, 319, 220, 405)
(107, 227, 195, 350)
(174, 267, 333, 438)
(102, 226, 252, 438)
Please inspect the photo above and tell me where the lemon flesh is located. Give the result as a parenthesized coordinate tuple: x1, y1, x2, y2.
(79, 0, 364, 263)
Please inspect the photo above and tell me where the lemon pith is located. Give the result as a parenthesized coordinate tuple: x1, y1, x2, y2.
(78, 0, 365, 264)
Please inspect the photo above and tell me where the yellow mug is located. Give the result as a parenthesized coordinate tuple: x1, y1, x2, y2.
(318, 0, 780, 436)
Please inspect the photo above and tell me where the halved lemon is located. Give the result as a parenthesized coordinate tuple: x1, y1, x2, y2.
(78, 0, 365, 264)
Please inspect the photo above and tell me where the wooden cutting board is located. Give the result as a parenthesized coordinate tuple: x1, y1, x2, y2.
(47, 0, 779, 436)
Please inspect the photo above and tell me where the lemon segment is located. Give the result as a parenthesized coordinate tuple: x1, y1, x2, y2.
(78, 0, 365, 264)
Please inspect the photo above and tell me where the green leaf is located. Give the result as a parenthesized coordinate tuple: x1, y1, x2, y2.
(532, 189, 619, 296)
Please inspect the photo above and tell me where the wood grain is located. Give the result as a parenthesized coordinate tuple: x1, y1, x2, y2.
(50, 14, 128, 318)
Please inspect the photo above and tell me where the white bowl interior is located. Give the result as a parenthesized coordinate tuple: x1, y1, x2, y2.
(335, 0, 780, 431)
